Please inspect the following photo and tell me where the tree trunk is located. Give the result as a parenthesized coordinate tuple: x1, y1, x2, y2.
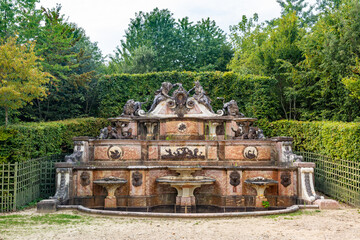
(5, 107, 8, 127)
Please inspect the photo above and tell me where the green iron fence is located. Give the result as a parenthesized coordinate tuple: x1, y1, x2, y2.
(298, 151, 360, 207)
(0, 154, 65, 213)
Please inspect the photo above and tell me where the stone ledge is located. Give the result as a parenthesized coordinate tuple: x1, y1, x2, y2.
(313, 199, 340, 209)
(37, 199, 60, 213)
(57, 204, 300, 218)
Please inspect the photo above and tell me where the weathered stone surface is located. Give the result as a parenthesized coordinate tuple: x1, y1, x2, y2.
(94, 146, 108, 160)
(277, 171, 296, 197)
(314, 199, 340, 209)
(227, 170, 242, 195)
(77, 171, 93, 196)
(37, 199, 59, 213)
(208, 146, 218, 160)
(224, 145, 271, 160)
(164, 120, 201, 135)
(148, 146, 158, 160)
(122, 146, 141, 160)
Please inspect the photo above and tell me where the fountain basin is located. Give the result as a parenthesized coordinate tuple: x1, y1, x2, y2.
(94, 176, 127, 208)
(245, 177, 278, 208)
(156, 167, 215, 213)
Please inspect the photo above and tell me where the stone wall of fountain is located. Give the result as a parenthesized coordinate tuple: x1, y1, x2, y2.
(38, 81, 320, 213)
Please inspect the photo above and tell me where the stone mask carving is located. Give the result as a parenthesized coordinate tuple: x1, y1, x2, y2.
(80, 172, 90, 187)
(229, 171, 241, 187)
(281, 172, 291, 187)
(132, 171, 143, 187)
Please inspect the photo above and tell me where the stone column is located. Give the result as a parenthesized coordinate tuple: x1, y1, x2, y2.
(145, 122, 158, 140)
(208, 122, 220, 140)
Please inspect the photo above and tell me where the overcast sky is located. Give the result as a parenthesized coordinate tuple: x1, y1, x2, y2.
(38, 0, 316, 58)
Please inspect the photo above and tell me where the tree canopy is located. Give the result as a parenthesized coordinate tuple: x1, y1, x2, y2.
(0, 37, 51, 125)
(108, 8, 233, 73)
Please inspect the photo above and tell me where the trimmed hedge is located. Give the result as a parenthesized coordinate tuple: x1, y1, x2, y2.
(258, 119, 360, 161)
(98, 71, 281, 121)
(0, 118, 108, 163)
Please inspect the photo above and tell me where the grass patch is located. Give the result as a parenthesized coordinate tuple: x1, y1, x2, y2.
(263, 210, 321, 219)
(0, 213, 92, 228)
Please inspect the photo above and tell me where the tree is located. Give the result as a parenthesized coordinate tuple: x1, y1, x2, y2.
(21, 5, 102, 121)
(298, 0, 360, 121)
(0, 37, 51, 126)
(0, 0, 42, 41)
(109, 8, 232, 73)
(229, 12, 305, 119)
(276, 0, 316, 26)
(342, 59, 360, 99)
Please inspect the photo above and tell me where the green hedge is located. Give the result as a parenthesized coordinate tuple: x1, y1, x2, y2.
(98, 71, 281, 120)
(258, 119, 360, 161)
(0, 118, 108, 163)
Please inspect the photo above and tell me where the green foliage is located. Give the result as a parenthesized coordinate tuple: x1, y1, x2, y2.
(0, 0, 42, 42)
(262, 201, 270, 208)
(15, 5, 104, 122)
(229, 0, 360, 122)
(258, 119, 360, 161)
(0, 213, 91, 226)
(109, 8, 232, 73)
(0, 36, 52, 126)
(0, 117, 107, 163)
(229, 12, 305, 120)
(97, 72, 281, 121)
(297, 0, 360, 121)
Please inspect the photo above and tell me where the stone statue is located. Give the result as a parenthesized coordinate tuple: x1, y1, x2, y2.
(247, 127, 257, 139)
(121, 99, 147, 116)
(65, 145, 83, 163)
(188, 81, 213, 112)
(257, 129, 266, 139)
(121, 99, 136, 116)
(98, 126, 117, 139)
(223, 100, 244, 117)
(148, 82, 175, 112)
(231, 126, 243, 138)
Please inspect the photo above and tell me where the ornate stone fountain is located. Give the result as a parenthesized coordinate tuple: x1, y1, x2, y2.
(38, 81, 321, 213)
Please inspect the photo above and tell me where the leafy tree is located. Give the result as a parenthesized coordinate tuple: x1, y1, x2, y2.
(229, 12, 304, 119)
(295, 0, 360, 121)
(20, 4, 103, 121)
(0, 0, 42, 41)
(276, 0, 316, 26)
(0, 37, 51, 126)
(342, 59, 360, 99)
(109, 8, 232, 73)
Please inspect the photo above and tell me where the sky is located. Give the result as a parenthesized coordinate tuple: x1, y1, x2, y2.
(38, 0, 316, 58)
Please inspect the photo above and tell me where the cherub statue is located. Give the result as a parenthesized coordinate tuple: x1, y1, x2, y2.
(148, 82, 175, 112)
(188, 81, 213, 112)
(223, 100, 244, 117)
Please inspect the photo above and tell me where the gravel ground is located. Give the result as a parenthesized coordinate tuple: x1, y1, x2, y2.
(1, 206, 359, 240)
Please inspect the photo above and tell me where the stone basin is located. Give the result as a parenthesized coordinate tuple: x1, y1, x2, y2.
(245, 177, 278, 186)
(245, 177, 278, 208)
(93, 176, 128, 185)
(156, 167, 215, 213)
(94, 176, 127, 208)
(156, 176, 216, 185)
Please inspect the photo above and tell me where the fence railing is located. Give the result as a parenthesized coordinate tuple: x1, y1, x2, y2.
(0, 154, 65, 213)
(297, 151, 360, 207)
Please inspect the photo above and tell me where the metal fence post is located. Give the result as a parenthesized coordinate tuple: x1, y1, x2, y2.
(13, 162, 18, 211)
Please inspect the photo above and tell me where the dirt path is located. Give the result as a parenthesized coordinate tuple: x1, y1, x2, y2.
(1, 207, 359, 240)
